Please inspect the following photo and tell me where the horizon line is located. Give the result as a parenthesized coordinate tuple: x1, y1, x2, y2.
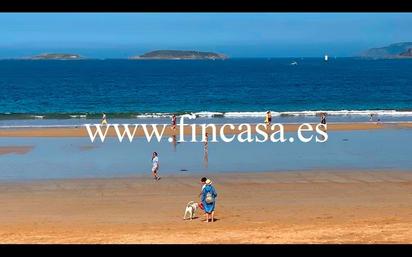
(0, 56, 359, 60)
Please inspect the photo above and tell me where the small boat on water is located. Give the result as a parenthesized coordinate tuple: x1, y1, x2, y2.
(324, 54, 329, 62)
(290, 61, 298, 66)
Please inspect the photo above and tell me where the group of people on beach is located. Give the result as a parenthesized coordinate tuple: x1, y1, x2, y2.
(101, 110, 339, 223)
(101, 111, 329, 129)
(150, 115, 216, 222)
(369, 113, 381, 124)
(99, 110, 385, 224)
(264, 110, 327, 126)
(151, 151, 217, 222)
(101, 110, 385, 130)
(102, 111, 330, 184)
(100, 112, 207, 182)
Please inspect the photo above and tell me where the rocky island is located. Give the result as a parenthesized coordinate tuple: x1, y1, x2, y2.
(130, 50, 228, 60)
(361, 42, 412, 59)
(29, 53, 84, 60)
(399, 48, 412, 57)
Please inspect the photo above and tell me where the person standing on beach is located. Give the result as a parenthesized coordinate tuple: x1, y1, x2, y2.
(319, 113, 327, 132)
(199, 177, 207, 196)
(171, 114, 177, 130)
(198, 177, 208, 211)
(201, 179, 217, 222)
(320, 113, 327, 125)
(101, 113, 108, 126)
(264, 111, 272, 129)
(151, 152, 160, 181)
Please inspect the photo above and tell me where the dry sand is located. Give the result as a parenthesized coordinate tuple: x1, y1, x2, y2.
(0, 171, 411, 243)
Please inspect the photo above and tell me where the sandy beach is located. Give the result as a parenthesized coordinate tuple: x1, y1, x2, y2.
(0, 122, 409, 138)
(2, 12, 412, 246)
(1, 121, 411, 243)
(0, 171, 411, 243)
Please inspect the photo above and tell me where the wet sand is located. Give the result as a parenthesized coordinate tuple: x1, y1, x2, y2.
(0, 146, 33, 155)
(0, 171, 411, 243)
(0, 122, 409, 138)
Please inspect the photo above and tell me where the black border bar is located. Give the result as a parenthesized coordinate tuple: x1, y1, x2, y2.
(1, 0, 412, 12)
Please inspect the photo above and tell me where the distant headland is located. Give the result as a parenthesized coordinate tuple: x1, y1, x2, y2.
(28, 53, 84, 60)
(130, 50, 228, 60)
(360, 42, 412, 59)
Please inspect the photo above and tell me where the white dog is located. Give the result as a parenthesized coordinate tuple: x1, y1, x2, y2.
(183, 201, 199, 220)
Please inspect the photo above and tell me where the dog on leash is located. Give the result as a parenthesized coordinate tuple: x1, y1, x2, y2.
(183, 201, 199, 220)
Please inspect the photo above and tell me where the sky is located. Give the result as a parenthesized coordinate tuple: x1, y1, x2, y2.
(0, 13, 411, 58)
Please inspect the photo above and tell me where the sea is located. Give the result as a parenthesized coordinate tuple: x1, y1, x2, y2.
(1, 58, 412, 127)
(1, 58, 412, 180)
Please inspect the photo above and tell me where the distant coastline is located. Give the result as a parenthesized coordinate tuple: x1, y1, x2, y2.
(360, 42, 412, 59)
(3, 42, 412, 60)
(3, 41, 412, 60)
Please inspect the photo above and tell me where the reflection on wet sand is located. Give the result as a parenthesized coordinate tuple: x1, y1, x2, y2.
(0, 146, 34, 155)
(171, 135, 177, 152)
(204, 133, 208, 169)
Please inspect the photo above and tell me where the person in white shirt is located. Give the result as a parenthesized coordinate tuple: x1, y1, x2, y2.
(151, 152, 160, 181)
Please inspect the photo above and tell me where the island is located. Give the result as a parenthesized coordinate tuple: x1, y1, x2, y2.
(360, 42, 412, 59)
(29, 53, 84, 60)
(399, 48, 412, 57)
(130, 50, 228, 60)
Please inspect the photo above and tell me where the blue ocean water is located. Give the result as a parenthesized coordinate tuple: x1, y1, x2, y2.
(0, 58, 412, 123)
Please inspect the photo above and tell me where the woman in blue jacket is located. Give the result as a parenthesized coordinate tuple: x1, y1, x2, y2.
(201, 179, 218, 222)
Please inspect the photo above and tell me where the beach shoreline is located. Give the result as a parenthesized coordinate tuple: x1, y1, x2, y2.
(1, 170, 411, 243)
(0, 121, 411, 138)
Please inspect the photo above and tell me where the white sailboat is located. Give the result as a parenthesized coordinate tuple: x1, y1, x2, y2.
(324, 54, 329, 62)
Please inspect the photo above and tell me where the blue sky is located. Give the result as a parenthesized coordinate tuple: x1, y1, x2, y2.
(0, 13, 411, 58)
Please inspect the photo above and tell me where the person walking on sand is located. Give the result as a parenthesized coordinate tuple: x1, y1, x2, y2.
(201, 178, 217, 222)
(101, 112, 108, 126)
(264, 111, 272, 129)
(151, 152, 160, 181)
(171, 114, 177, 130)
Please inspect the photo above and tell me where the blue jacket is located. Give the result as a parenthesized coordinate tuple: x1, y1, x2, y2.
(201, 184, 217, 213)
